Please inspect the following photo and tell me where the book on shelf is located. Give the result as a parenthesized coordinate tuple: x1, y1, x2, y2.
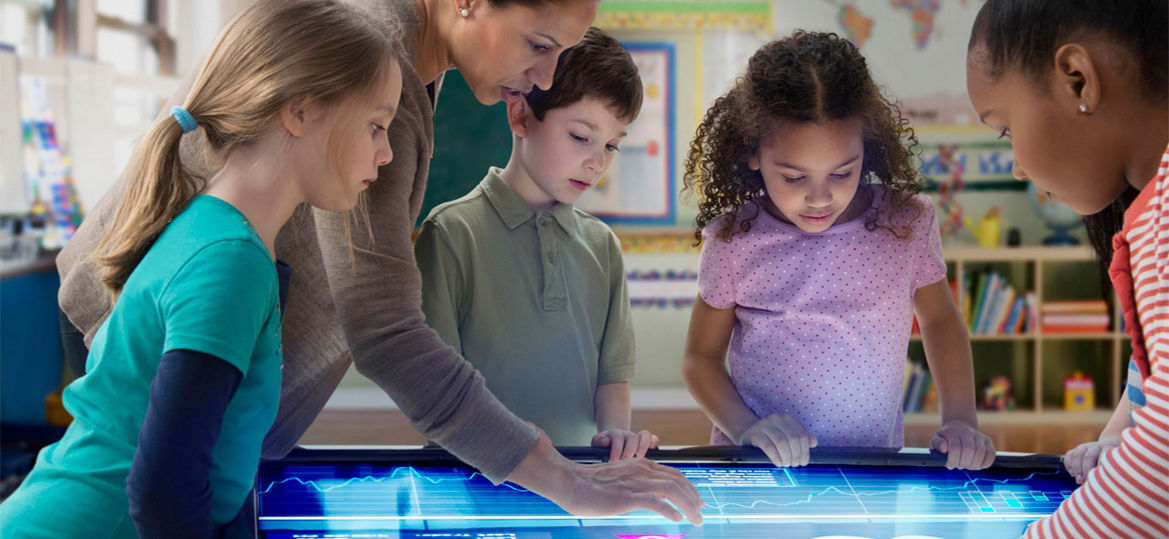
(1042, 314, 1110, 325)
(960, 272, 974, 327)
(1041, 325, 1110, 334)
(1039, 299, 1111, 333)
(1001, 296, 1027, 334)
(901, 360, 936, 413)
(1024, 291, 1038, 333)
(987, 286, 1016, 334)
(1040, 299, 1108, 314)
(965, 268, 1030, 335)
(971, 271, 994, 332)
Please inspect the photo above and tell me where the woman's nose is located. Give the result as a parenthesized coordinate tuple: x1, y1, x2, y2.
(528, 57, 557, 91)
(1011, 159, 1028, 181)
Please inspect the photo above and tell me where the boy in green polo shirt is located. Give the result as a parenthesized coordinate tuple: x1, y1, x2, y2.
(415, 27, 655, 460)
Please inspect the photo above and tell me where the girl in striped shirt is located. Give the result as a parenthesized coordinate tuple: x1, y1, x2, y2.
(966, 0, 1167, 537)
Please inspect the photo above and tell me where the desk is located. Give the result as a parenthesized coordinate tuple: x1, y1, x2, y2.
(256, 446, 1076, 538)
(0, 251, 63, 425)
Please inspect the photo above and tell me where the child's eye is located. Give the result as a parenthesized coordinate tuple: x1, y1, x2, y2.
(783, 175, 805, 183)
(606, 144, 621, 152)
(570, 133, 588, 144)
(830, 171, 852, 180)
(371, 122, 386, 134)
(529, 40, 551, 53)
(997, 128, 1010, 140)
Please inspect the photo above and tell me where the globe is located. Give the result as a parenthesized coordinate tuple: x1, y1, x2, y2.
(1027, 182, 1082, 245)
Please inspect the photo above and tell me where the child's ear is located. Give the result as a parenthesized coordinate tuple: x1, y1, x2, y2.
(281, 96, 313, 138)
(1052, 43, 1100, 114)
(506, 98, 532, 137)
(747, 154, 761, 171)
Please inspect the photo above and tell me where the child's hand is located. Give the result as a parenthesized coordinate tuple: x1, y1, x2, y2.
(929, 421, 996, 469)
(592, 429, 660, 461)
(737, 414, 817, 467)
(1064, 437, 1121, 484)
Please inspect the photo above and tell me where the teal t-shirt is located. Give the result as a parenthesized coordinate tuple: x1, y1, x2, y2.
(0, 195, 282, 537)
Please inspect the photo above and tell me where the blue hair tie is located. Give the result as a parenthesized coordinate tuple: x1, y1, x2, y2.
(170, 106, 197, 134)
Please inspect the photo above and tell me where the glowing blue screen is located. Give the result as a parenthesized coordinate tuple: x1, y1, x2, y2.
(257, 455, 1078, 539)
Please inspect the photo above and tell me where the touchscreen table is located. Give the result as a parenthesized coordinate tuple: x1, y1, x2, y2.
(255, 446, 1078, 539)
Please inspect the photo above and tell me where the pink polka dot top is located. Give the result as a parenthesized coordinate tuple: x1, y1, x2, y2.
(697, 188, 946, 448)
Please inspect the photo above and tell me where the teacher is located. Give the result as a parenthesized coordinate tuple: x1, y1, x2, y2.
(55, 0, 704, 524)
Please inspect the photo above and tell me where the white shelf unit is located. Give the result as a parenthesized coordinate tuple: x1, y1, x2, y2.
(910, 246, 1128, 417)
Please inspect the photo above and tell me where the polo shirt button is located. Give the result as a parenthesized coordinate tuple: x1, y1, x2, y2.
(546, 252, 555, 264)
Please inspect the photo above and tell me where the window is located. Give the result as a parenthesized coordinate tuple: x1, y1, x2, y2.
(0, 0, 55, 57)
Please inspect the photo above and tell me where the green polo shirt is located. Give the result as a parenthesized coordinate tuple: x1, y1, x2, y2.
(415, 168, 636, 445)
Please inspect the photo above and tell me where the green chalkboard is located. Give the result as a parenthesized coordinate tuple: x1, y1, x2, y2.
(419, 71, 513, 226)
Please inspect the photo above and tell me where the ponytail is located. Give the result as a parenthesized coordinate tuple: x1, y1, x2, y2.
(89, 0, 402, 297)
(96, 112, 204, 295)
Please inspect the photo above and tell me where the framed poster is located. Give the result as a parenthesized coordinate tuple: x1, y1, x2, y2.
(596, 0, 772, 31)
(576, 42, 675, 225)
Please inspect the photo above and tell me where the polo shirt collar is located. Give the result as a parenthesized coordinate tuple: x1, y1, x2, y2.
(481, 167, 580, 235)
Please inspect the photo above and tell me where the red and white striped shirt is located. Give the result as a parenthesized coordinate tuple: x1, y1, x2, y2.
(1023, 146, 1169, 538)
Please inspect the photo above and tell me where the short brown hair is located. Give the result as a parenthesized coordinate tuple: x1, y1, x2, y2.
(524, 27, 642, 123)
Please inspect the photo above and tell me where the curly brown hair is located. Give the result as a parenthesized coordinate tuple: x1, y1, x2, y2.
(682, 30, 923, 244)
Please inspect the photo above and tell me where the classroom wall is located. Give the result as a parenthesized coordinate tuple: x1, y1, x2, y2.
(7, 1, 1088, 401)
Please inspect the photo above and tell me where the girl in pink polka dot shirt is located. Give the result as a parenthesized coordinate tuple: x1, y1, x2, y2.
(681, 31, 994, 470)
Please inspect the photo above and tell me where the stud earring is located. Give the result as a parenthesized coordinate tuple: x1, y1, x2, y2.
(1078, 103, 1089, 113)
(459, 7, 470, 16)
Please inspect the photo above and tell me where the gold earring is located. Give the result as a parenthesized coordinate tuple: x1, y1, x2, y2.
(1078, 103, 1089, 113)
(459, 7, 470, 16)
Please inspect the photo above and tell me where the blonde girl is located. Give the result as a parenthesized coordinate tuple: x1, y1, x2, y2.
(0, 0, 402, 535)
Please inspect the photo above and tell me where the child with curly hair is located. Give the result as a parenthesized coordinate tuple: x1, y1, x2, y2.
(681, 31, 994, 470)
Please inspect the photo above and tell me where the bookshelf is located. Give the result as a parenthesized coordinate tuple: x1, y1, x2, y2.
(909, 246, 1128, 419)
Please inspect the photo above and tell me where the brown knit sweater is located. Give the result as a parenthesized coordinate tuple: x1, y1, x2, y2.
(55, 0, 537, 483)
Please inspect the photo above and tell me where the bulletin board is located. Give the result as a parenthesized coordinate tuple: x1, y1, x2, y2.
(575, 42, 676, 225)
(596, 0, 772, 31)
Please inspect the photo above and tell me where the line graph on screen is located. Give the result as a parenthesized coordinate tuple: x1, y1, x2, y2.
(257, 462, 1074, 522)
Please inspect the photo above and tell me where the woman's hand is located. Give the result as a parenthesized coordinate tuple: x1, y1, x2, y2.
(592, 429, 660, 461)
(508, 429, 704, 525)
(737, 413, 818, 467)
(558, 457, 705, 524)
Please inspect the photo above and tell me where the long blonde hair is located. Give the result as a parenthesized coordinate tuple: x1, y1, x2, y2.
(97, 0, 400, 294)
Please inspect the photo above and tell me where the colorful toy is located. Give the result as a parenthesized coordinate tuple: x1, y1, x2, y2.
(1063, 371, 1095, 411)
(965, 206, 1003, 247)
(981, 375, 1014, 411)
(934, 143, 966, 238)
